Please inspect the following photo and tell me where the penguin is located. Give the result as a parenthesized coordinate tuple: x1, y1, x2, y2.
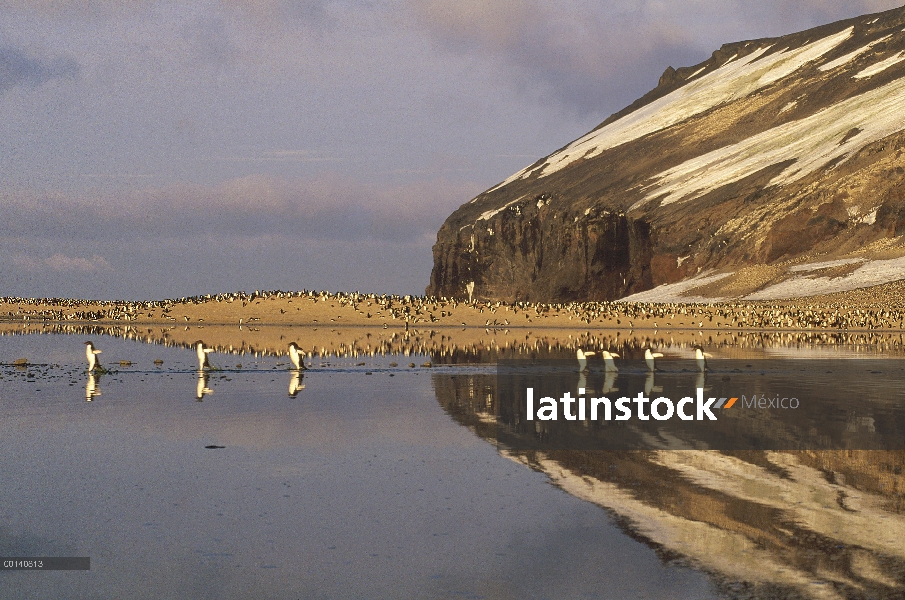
(644, 349, 664, 372)
(288, 342, 307, 370)
(602, 351, 619, 372)
(84, 341, 102, 372)
(576, 349, 595, 372)
(694, 347, 713, 372)
(195, 340, 214, 370)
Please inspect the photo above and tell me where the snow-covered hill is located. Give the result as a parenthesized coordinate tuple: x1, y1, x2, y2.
(428, 6, 905, 302)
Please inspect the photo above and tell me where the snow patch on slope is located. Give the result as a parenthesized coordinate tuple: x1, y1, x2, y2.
(493, 27, 853, 190)
(477, 196, 524, 221)
(788, 257, 866, 272)
(818, 34, 891, 71)
(744, 256, 905, 300)
(854, 50, 905, 78)
(616, 272, 731, 303)
(632, 73, 905, 209)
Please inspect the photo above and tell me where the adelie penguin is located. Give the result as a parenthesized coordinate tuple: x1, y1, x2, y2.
(288, 342, 307, 370)
(195, 341, 214, 370)
(644, 349, 664, 372)
(84, 341, 102, 372)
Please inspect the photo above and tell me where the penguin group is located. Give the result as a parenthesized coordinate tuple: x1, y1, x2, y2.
(574, 347, 711, 372)
(5, 286, 905, 331)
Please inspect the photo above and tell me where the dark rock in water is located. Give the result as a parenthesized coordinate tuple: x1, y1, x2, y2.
(204, 445, 225, 449)
(426, 6, 905, 302)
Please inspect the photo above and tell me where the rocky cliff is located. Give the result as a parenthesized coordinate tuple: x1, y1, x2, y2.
(427, 7, 905, 302)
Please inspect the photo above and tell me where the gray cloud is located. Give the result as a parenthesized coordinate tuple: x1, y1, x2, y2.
(409, 1, 905, 117)
(11, 252, 113, 273)
(3, 1, 904, 300)
(0, 175, 479, 245)
(0, 45, 78, 92)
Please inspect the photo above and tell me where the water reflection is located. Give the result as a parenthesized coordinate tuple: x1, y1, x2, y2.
(7, 322, 905, 366)
(288, 370, 305, 397)
(432, 371, 905, 598)
(4, 325, 905, 597)
(195, 371, 214, 401)
(85, 372, 101, 401)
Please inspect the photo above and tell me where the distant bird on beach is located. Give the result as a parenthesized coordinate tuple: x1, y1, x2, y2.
(602, 350, 619, 372)
(195, 340, 214, 370)
(644, 349, 664, 372)
(84, 341, 102, 371)
(576, 349, 595, 372)
(288, 342, 307, 370)
(694, 347, 713, 372)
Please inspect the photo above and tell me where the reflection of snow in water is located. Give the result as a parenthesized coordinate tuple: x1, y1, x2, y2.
(653, 451, 905, 558)
(508, 450, 904, 599)
(505, 452, 842, 599)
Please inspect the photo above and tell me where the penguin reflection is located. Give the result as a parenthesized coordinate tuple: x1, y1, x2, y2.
(577, 372, 591, 396)
(695, 371, 711, 392)
(85, 372, 101, 401)
(601, 371, 618, 394)
(644, 371, 663, 396)
(288, 370, 305, 397)
(195, 370, 214, 401)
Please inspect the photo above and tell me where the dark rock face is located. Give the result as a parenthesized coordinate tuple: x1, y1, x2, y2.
(427, 6, 905, 302)
(429, 200, 653, 302)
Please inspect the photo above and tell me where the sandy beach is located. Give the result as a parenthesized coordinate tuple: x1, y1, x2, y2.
(4, 281, 905, 329)
(5, 284, 905, 363)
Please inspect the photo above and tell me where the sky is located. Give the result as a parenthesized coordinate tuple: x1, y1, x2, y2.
(2, 1, 902, 300)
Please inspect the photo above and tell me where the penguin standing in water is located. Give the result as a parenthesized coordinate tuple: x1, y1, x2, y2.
(644, 349, 664, 372)
(288, 342, 307, 370)
(602, 351, 619, 372)
(84, 341, 102, 372)
(576, 349, 595, 372)
(195, 341, 214, 370)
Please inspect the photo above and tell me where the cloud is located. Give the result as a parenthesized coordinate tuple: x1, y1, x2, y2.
(11, 253, 113, 273)
(409, 1, 707, 116)
(0, 174, 480, 246)
(408, 1, 905, 117)
(0, 45, 78, 93)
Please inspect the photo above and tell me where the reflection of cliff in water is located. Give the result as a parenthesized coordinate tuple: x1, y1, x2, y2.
(432, 372, 905, 599)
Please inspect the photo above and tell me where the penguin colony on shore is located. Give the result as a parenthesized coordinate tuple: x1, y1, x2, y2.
(3, 288, 905, 331)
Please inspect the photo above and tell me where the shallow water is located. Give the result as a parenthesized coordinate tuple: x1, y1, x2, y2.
(1, 334, 721, 599)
